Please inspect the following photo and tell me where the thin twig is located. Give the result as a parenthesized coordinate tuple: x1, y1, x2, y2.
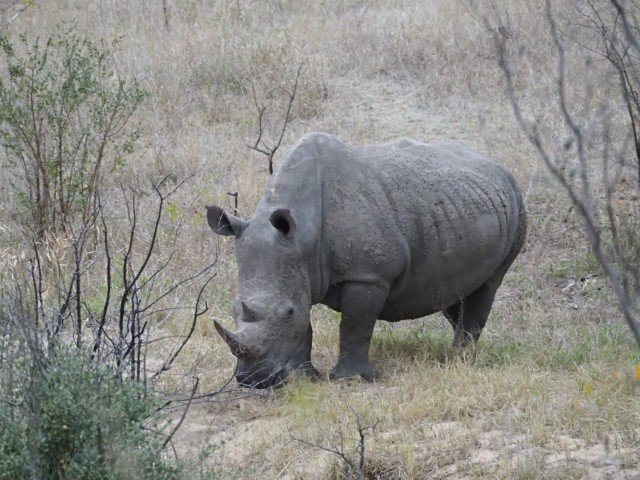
(247, 65, 302, 174)
(161, 377, 199, 451)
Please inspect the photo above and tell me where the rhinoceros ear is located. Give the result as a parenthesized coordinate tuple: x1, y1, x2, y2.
(269, 208, 296, 238)
(206, 205, 248, 237)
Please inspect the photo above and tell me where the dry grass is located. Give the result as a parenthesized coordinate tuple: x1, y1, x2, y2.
(1, 0, 639, 478)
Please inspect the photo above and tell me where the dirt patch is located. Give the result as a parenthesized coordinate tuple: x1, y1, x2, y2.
(176, 409, 640, 479)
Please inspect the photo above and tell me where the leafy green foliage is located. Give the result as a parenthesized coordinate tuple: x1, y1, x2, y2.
(0, 28, 147, 236)
(0, 347, 180, 480)
(0, 403, 28, 480)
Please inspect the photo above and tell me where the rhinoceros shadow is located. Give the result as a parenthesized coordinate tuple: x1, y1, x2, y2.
(370, 322, 455, 365)
(369, 320, 521, 368)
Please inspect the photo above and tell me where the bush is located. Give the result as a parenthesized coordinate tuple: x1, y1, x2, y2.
(0, 25, 217, 480)
(0, 28, 147, 237)
(0, 403, 27, 480)
(0, 346, 181, 480)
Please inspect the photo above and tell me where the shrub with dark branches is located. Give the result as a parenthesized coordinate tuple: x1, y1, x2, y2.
(0, 27, 222, 478)
(0, 173, 219, 476)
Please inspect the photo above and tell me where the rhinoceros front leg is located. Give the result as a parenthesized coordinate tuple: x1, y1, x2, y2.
(330, 282, 387, 382)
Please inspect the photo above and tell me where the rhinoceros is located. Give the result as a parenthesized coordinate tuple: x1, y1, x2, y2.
(207, 133, 526, 388)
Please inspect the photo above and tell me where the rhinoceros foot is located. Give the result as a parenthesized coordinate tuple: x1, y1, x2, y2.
(329, 360, 378, 382)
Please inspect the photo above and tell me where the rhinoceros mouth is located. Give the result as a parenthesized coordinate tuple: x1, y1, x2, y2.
(235, 367, 288, 389)
(227, 322, 314, 389)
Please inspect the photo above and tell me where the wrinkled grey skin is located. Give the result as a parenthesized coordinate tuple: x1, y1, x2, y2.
(207, 133, 526, 388)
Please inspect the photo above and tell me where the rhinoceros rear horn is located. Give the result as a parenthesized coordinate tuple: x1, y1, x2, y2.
(214, 320, 246, 357)
(241, 302, 260, 323)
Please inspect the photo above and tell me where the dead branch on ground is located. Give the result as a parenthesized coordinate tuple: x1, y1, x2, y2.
(290, 409, 379, 480)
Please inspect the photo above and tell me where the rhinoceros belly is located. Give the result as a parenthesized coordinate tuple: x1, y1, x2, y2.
(378, 208, 510, 321)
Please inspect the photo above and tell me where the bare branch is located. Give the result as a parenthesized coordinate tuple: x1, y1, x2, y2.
(226, 191, 238, 216)
(290, 409, 378, 480)
(247, 64, 302, 174)
(152, 266, 217, 379)
(493, 0, 640, 348)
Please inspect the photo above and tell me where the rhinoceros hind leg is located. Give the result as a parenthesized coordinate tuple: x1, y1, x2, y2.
(445, 276, 502, 349)
(443, 304, 460, 331)
(445, 207, 526, 349)
(330, 282, 387, 381)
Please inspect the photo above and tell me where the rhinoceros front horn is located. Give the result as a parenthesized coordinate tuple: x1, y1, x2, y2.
(214, 320, 245, 357)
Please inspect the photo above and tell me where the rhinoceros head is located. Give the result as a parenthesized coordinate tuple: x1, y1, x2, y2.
(206, 205, 315, 388)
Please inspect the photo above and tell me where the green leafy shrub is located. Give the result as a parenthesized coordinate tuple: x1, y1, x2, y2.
(0, 347, 181, 480)
(0, 28, 147, 236)
(0, 403, 28, 480)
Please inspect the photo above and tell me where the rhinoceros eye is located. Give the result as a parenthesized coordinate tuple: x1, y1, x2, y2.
(286, 307, 294, 316)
